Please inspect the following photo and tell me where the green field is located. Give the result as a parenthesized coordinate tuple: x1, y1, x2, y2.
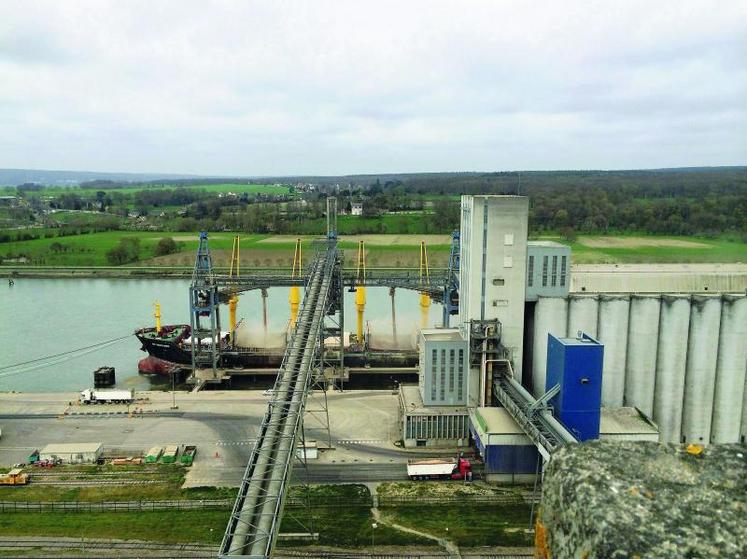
(2, 229, 745, 267)
(0, 231, 451, 267)
(563, 234, 747, 264)
(30, 183, 290, 197)
(383, 504, 533, 547)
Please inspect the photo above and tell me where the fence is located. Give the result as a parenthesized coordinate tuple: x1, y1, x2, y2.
(0, 491, 534, 513)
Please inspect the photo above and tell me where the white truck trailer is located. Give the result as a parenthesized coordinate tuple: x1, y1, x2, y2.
(79, 388, 133, 405)
(406, 457, 472, 480)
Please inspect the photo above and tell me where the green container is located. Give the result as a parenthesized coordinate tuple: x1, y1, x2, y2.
(145, 446, 163, 464)
(161, 445, 179, 464)
(180, 445, 196, 465)
(28, 450, 39, 464)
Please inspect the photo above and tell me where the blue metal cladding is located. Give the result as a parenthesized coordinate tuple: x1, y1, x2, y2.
(471, 425, 539, 474)
(545, 333, 604, 441)
(484, 445, 538, 474)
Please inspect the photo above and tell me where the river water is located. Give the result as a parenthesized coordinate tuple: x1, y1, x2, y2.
(0, 279, 443, 392)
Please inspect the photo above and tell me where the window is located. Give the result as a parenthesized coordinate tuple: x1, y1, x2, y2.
(457, 349, 464, 401)
(440, 349, 446, 401)
(492, 278, 505, 286)
(551, 255, 558, 287)
(504, 233, 514, 245)
(542, 255, 549, 287)
(431, 349, 437, 401)
(527, 255, 534, 287)
(503, 255, 513, 268)
(560, 255, 567, 287)
(448, 349, 455, 392)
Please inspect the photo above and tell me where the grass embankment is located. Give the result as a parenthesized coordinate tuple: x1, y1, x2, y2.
(0, 510, 229, 544)
(377, 482, 533, 547)
(0, 482, 533, 548)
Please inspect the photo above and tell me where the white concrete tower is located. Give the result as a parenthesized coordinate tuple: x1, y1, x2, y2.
(458, 195, 529, 402)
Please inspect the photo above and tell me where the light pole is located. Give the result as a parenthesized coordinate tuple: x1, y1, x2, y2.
(371, 522, 377, 553)
(170, 370, 178, 410)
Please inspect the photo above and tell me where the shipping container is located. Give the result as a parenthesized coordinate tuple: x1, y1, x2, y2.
(161, 445, 179, 464)
(180, 445, 197, 465)
(145, 446, 163, 463)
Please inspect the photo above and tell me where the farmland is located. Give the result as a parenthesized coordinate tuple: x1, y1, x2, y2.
(1, 230, 745, 269)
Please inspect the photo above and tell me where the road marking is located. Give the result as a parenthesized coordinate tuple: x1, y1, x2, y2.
(335, 439, 385, 445)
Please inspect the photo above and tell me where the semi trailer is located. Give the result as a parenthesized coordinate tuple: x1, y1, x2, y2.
(407, 456, 472, 480)
(79, 388, 133, 405)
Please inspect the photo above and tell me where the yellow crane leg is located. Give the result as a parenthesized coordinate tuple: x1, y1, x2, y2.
(228, 296, 238, 344)
(153, 301, 162, 333)
(289, 286, 300, 330)
(419, 292, 431, 328)
(355, 286, 366, 343)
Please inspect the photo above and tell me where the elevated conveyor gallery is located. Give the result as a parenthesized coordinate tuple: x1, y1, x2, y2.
(219, 242, 338, 558)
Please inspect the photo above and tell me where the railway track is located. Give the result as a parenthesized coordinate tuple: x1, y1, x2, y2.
(28, 478, 167, 486)
(0, 538, 217, 557)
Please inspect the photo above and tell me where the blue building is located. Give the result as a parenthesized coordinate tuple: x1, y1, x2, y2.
(546, 333, 604, 441)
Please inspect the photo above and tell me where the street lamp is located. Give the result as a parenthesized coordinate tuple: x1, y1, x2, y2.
(371, 522, 377, 552)
(170, 370, 178, 410)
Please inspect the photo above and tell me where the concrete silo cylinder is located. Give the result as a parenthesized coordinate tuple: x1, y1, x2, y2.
(681, 295, 722, 444)
(711, 295, 747, 443)
(653, 295, 691, 443)
(597, 295, 630, 408)
(532, 297, 569, 398)
(624, 295, 661, 417)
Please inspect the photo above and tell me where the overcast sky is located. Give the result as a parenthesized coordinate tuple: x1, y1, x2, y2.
(0, 1, 745, 176)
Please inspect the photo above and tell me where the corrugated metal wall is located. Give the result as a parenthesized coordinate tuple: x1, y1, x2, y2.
(404, 413, 470, 441)
(531, 293, 747, 444)
(471, 426, 539, 473)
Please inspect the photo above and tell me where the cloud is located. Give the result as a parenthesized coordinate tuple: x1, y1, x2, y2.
(0, 0, 745, 175)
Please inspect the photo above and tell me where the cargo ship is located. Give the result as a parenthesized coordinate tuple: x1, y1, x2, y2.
(135, 324, 418, 375)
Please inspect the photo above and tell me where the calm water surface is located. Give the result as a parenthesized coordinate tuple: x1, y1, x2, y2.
(0, 279, 442, 392)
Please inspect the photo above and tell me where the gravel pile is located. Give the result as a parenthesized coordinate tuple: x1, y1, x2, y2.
(540, 441, 746, 558)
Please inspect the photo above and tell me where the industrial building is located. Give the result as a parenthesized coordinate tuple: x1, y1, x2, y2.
(398, 193, 746, 486)
(418, 328, 469, 406)
(458, 195, 529, 393)
(529, 292, 747, 444)
(39, 442, 103, 464)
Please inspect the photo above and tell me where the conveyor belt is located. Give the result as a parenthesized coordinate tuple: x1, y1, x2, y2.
(219, 244, 337, 558)
(491, 363, 577, 461)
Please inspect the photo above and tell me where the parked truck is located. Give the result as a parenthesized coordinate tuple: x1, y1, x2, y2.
(407, 456, 472, 481)
(79, 388, 133, 405)
(0, 469, 29, 486)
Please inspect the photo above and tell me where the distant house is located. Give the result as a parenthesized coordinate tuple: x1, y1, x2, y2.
(351, 202, 364, 216)
(0, 196, 19, 207)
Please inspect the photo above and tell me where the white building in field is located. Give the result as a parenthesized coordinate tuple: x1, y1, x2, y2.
(351, 202, 363, 216)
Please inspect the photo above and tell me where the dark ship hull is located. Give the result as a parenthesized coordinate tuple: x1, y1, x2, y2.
(135, 324, 418, 373)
